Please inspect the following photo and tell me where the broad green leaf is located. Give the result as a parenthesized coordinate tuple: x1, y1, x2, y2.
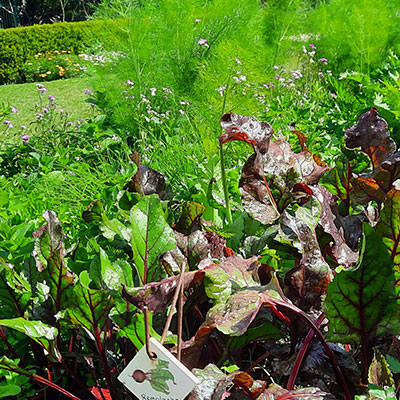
(0, 318, 58, 357)
(41, 248, 75, 312)
(386, 355, 400, 373)
(67, 272, 115, 334)
(0, 262, 31, 314)
(100, 248, 133, 293)
(375, 188, 400, 291)
(130, 194, 176, 284)
(82, 200, 131, 242)
(325, 224, 400, 381)
(368, 351, 394, 388)
(0, 383, 21, 397)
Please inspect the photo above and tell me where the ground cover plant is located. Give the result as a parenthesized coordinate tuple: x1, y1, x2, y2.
(1, 0, 400, 399)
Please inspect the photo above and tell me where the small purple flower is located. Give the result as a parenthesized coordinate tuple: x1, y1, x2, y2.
(48, 95, 56, 101)
(42, 107, 49, 113)
(10, 106, 18, 113)
(126, 80, 135, 86)
(67, 121, 74, 126)
(36, 112, 44, 119)
(84, 88, 93, 95)
(319, 57, 328, 65)
(273, 65, 280, 70)
(3, 120, 13, 128)
(291, 70, 303, 79)
(309, 43, 316, 49)
(195, 18, 200, 23)
(21, 125, 27, 130)
(21, 134, 29, 144)
(198, 38, 209, 48)
(36, 84, 47, 95)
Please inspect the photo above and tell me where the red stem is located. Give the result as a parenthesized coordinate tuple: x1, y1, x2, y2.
(0, 365, 81, 400)
(286, 312, 325, 390)
(275, 301, 352, 400)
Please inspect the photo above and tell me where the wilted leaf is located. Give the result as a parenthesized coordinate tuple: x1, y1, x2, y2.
(172, 325, 215, 370)
(325, 224, 400, 383)
(130, 194, 176, 284)
(344, 107, 396, 171)
(234, 371, 266, 399)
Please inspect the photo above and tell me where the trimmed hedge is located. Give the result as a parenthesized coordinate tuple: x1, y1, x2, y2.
(0, 19, 125, 84)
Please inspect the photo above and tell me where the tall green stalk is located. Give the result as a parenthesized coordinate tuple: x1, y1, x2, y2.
(219, 77, 233, 225)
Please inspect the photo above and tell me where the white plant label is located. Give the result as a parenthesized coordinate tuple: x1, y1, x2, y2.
(118, 337, 200, 400)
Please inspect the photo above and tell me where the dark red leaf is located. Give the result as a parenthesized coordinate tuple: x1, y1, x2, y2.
(122, 270, 205, 312)
(220, 113, 273, 153)
(345, 107, 396, 171)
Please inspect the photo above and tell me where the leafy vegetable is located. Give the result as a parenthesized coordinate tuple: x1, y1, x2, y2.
(325, 224, 400, 383)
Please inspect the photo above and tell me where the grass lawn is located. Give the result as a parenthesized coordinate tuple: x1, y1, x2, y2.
(0, 77, 94, 138)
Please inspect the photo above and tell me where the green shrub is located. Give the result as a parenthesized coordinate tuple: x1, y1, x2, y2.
(0, 19, 126, 84)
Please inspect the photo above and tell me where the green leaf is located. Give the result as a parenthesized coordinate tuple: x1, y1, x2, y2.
(325, 224, 400, 381)
(130, 194, 176, 284)
(42, 248, 75, 312)
(67, 272, 115, 334)
(386, 355, 400, 374)
(0, 383, 21, 397)
(0, 318, 58, 357)
(100, 248, 133, 293)
(375, 187, 400, 295)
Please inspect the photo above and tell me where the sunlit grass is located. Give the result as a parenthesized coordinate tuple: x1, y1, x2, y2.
(0, 77, 94, 139)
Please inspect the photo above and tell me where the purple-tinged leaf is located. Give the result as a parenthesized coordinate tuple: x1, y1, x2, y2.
(344, 107, 396, 172)
(368, 351, 394, 387)
(124, 152, 167, 199)
(33, 210, 64, 264)
(282, 210, 333, 311)
(174, 201, 206, 234)
(325, 224, 400, 383)
(265, 140, 330, 188)
(188, 364, 236, 400)
(311, 185, 358, 266)
(258, 383, 336, 400)
(122, 269, 205, 312)
(240, 151, 280, 225)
